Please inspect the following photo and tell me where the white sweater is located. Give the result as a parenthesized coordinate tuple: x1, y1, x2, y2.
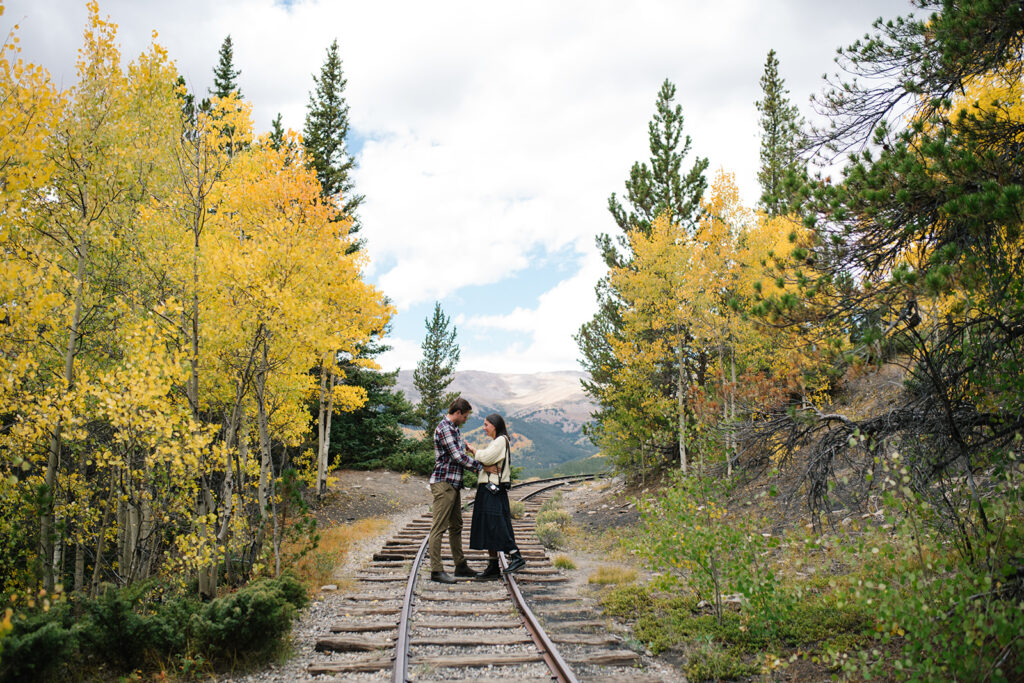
(474, 436, 510, 486)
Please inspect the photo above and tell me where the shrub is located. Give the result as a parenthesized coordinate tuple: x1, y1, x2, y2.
(841, 454, 1024, 681)
(0, 600, 77, 683)
(537, 492, 563, 515)
(535, 509, 571, 527)
(81, 585, 167, 670)
(635, 470, 791, 641)
(685, 642, 760, 682)
(600, 584, 656, 620)
(509, 500, 525, 519)
(535, 522, 565, 549)
(383, 441, 435, 475)
(189, 574, 304, 659)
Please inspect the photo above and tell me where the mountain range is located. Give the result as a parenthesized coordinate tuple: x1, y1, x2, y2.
(395, 370, 607, 476)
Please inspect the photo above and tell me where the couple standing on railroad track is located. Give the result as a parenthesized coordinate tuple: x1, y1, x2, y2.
(427, 396, 527, 584)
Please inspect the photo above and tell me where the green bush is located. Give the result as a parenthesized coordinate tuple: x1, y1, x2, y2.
(0, 601, 77, 683)
(840, 453, 1024, 681)
(79, 582, 200, 669)
(382, 440, 435, 475)
(537, 492, 563, 515)
(634, 470, 792, 641)
(190, 574, 305, 659)
(601, 584, 656, 620)
(535, 522, 565, 549)
(686, 642, 760, 682)
(535, 509, 571, 527)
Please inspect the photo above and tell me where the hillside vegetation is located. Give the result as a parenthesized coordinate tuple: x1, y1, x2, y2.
(575, 2, 1024, 680)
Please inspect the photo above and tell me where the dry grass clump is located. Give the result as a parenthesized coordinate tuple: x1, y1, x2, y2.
(588, 565, 637, 585)
(289, 517, 389, 590)
(552, 554, 576, 570)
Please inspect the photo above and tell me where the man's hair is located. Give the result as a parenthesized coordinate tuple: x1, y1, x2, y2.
(448, 397, 472, 415)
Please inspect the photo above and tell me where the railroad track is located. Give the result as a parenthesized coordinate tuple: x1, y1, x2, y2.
(306, 474, 666, 682)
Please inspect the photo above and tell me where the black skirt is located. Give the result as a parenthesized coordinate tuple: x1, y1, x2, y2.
(469, 485, 518, 551)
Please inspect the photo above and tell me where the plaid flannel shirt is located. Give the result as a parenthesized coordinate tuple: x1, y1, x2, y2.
(429, 416, 482, 489)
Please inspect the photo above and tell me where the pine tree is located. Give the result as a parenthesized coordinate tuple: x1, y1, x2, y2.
(577, 79, 708, 467)
(269, 113, 285, 150)
(603, 79, 709, 266)
(414, 302, 461, 438)
(210, 35, 242, 99)
(755, 49, 803, 216)
(303, 39, 364, 243)
(327, 340, 419, 467)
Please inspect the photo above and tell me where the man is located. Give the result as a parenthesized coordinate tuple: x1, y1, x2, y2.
(428, 397, 497, 583)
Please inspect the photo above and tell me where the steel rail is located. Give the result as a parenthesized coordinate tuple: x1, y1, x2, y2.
(498, 477, 582, 683)
(390, 535, 427, 683)
(390, 473, 600, 683)
(500, 552, 580, 683)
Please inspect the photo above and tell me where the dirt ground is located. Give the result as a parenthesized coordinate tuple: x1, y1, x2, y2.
(311, 468, 433, 526)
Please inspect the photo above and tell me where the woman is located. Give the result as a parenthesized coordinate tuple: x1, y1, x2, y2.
(469, 413, 526, 579)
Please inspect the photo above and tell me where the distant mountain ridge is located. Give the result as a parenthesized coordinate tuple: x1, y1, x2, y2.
(395, 370, 605, 475)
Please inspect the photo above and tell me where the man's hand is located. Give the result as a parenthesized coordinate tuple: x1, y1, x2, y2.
(483, 464, 499, 474)
(465, 443, 476, 455)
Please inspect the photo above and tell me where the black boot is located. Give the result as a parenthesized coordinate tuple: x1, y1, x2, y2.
(503, 551, 526, 574)
(453, 561, 479, 578)
(430, 571, 456, 584)
(476, 559, 501, 581)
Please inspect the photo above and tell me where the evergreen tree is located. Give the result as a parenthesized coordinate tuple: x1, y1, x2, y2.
(327, 339, 419, 467)
(413, 302, 461, 438)
(269, 113, 285, 150)
(762, 0, 1024, 534)
(577, 79, 708, 462)
(603, 79, 709, 266)
(303, 39, 364, 244)
(755, 49, 804, 216)
(210, 35, 242, 99)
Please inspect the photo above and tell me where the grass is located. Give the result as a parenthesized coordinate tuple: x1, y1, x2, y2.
(588, 565, 637, 585)
(288, 517, 389, 590)
(509, 500, 526, 519)
(552, 554, 576, 570)
(598, 581, 874, 681)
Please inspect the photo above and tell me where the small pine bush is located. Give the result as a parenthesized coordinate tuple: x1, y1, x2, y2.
(0, 601, 77, 683)
(189, 574, 305, 659)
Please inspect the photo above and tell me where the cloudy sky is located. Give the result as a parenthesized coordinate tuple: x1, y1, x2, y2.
(5, 0, 904, 374)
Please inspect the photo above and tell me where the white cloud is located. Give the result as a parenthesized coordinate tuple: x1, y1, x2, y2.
(458, 248, 607, 374)
(6, 0, 904, 371)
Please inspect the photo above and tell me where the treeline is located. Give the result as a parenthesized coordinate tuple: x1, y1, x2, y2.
(0, 0, 395, 611)
(581, 1, 1023, 678)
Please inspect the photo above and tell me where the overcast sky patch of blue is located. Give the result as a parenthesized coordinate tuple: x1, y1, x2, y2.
(378, 244, 582, 369)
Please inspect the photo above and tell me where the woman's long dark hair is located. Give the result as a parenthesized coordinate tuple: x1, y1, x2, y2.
(485, 413, 509, 441)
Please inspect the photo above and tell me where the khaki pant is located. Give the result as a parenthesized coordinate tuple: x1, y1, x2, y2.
(428, 482, 465, 572)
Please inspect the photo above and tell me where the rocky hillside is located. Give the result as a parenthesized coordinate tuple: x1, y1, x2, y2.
(396, 370, 606, 475)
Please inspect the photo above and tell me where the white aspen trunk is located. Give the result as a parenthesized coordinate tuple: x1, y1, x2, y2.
(256, 339, 272, 518)
(316, 356, 329, 494)
(117, 493, 127, 577)
(197, 481, 216, 599)
(41, 242, 87, 591)
(318, 371, 336, 498)
(89, 476, 116, 595)
(729, 343, 736, 478)
(140, 496, 154, 580)
(677, 342, 687, 474)
(271, 469, 281, 577)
